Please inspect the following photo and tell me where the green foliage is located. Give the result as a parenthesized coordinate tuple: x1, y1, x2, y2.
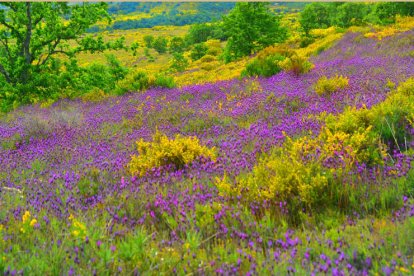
(128, 130, 216, 176)
(223, 3, 288, 62)
(169, 53, 189, 72)
(143, 35, 154, 48)
(154, 73, 176, 89)
(185, 22, 226, 45)
(130, 41, 140, 56)
(169, 36, 185, 53)
(152, 37, 168, 54)
(242, 53, 285, 78)
(371, 3, 414, 25)
(115, 71, 153, 95)
(0, 2, 126, 110)
(299, 3, 332, 35)
(335, 3, 368, 28)
(279, 53, 314, 77)
(300, 36, 316, 48)
(190, 43, 208, 61)
(314, 75, 349, 96)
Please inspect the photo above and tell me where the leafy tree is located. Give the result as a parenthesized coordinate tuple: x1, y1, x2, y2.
(0, 2, 124, 107)
(335, 3, 368, 28)
(370, 2, 414, 25)
(0, 3, 122, 86)
(169, 37, 185, 53)
(299, 3, 331, 35)
(223, 3, 288, 62)
(143, 35, 154, 48)
(152, 37, 168, 54)
(185, 23, 222, 45)
(170, 52, 188, 72)
(190, 43, 208, 61)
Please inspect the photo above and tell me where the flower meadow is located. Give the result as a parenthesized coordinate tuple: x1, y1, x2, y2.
(1, 30, 414, 275)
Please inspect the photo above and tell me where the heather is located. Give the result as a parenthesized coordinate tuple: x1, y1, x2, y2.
(1, 26, 414, 275)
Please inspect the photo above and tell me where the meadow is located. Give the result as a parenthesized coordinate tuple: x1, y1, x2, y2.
(1, 23, 414, 274)
(1, 2, 414, 275)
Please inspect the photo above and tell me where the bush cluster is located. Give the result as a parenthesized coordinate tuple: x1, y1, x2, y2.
(314, 75, 349, 96)
(128, 131, 216, 176)
(217, 78, 414, 221)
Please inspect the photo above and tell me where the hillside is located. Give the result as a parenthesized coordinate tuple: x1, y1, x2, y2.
(98, 2, 307, 31)
(1, 28, 414, 274)
(1, 2, 414, 274)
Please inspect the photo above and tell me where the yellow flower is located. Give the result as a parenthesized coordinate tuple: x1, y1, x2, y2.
(20, 227, 25, 233)
(22, 211, 31, 223)
(68, 214, 75, 221)
(30, 219, 38, 227)
(0, 224, 3, 231)
(397, 266, 409, 273)
(72, 230, 80, 237)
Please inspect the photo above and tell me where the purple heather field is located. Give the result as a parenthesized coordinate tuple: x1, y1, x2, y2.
(1, 29, 414, 275)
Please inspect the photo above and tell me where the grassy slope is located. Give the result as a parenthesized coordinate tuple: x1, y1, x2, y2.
(1, 22, 414, 274)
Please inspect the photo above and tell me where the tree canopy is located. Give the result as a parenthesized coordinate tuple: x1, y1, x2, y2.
(0, 2, 123, 89)
(223, 3, 288, 62)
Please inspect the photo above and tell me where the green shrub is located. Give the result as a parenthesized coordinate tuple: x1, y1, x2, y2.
(314, 75, 349, 96)
(199, 55, 217, 63)
(242, 53, 285, 77)
(154, 74, 176, 89)
(169, 53, 189, 73)
(190, 43, 208, 61)
(115, 71, 154, 95)
(300, 36, 315, 48)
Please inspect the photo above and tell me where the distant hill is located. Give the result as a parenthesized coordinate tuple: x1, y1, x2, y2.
(97, 2, 307, 31)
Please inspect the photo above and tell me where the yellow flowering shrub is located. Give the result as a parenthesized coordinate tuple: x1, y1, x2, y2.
(364, 16, 414, 40)
(310, 26, 337, 37)
(279, 53, 314, 76)
(315, 75, 349, 96)
(326, 78, 414, 151)
(217, 124, 386, 209)
(81, 88, 109, 103)
(128, 131, 216, 176)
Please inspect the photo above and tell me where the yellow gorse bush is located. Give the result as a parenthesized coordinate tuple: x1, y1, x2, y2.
(326, 77, 414, 150)
(216, 125, 386, 207)
(315, 75, 349, 96)
(128, 130, 216, 176)
(364, 16, 414, 40)
(217, 78, 414, 208)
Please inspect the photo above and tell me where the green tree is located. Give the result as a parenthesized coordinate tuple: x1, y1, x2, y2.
(0, 2, 124, 107)
(299, 3, 331, 35)
(152, 37, 168, 54)
(143, 35, 154, 48)
(169, 37, 185, 53)
(0, 2, 122, 85)
(190, 43, 208, 61)
(335, 3, 368, 27)
(169, 52, 188, 72)
(223, 3, 287, 62)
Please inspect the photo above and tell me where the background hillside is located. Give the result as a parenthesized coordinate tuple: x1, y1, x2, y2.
(97, 2, 307, 31)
